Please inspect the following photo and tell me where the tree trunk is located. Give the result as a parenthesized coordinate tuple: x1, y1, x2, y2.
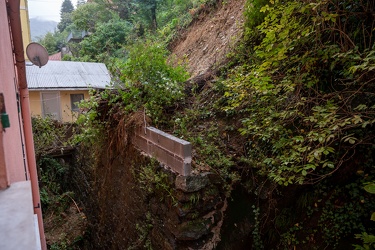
(151, 0, 157, 31)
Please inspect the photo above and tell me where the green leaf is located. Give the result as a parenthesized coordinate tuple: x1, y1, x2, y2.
(371, 212, 375, 221)
(354, 104, 367, 111)
(364, 184, 375, 194)
(349, 138, 356, 144)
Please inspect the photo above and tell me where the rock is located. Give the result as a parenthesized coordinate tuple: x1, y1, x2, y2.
(173, 219, 212, 241)
(175, 174, 210, 192)
(176, 206, 188, 217)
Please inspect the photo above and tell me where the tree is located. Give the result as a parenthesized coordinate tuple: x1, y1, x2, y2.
(138, 0, 158, 31)
(60, 0, 74, 15)
(58, 0, 74, 32)
(94, 0, 133, 20)
(72, 2, 114, 32)
(38, 31, 66, 54)
(58, 13, 73, 32)
(38, 32, 59, 54)
(79, 18, 133, 60)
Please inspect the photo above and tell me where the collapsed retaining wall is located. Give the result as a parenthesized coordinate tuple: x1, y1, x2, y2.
(72, 127, 227, 249)
(132, 126, 192, 176)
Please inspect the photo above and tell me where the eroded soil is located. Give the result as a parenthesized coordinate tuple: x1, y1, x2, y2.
(170, 0, 246, 78)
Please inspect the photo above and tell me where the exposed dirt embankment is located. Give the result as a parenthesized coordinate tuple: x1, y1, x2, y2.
(170, 0, 246, 78)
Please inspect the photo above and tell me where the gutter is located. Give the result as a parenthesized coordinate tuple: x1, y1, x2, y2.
(28, 88, 102, 91)
(7, 1, 47, 249)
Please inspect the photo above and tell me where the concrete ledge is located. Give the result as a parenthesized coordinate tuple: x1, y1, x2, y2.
(0, 181, 41, 249)
(133, 127, 192, 176)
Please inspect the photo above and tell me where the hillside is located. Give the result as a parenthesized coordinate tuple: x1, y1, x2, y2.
(170, 0, 246, 78)
(29, 18, 57, 41)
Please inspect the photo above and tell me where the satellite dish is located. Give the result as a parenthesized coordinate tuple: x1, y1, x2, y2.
(26, 42, 49, 68)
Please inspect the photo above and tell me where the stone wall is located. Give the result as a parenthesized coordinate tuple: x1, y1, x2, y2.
(72, 130, 226, 249)
(157, 172, 226, 249)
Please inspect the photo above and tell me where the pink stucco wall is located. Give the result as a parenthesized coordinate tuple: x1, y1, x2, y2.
(0, 123, 8, 189)
(0, 0, 29, 183)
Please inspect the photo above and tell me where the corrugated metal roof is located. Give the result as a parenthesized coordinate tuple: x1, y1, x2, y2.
(26, 61, 111, 89)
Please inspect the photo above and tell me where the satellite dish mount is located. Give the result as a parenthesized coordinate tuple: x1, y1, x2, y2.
(26, 42, 49, 68)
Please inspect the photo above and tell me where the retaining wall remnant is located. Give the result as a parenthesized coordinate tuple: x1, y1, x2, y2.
(133, 126, 192, 176)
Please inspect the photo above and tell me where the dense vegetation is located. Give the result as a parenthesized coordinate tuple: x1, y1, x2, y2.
(230, 1, 374, 248)
(35, 0, 375, 249)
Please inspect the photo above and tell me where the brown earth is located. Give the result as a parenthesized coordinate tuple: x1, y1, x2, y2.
(170, 0, 246, 78)
(44, 204, 87, 247)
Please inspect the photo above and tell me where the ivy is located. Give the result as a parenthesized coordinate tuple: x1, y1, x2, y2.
(223, 0, 375, 185)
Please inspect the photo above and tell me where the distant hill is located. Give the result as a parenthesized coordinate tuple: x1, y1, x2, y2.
(30, 18, 58, 41)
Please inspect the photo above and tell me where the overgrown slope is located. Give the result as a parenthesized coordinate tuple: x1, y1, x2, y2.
(169, 0, 375, 248)
(36, 0, 375, 249)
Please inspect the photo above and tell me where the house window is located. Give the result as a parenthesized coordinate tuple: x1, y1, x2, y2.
(41, 92, 61, 120)
(70, 94, 84, 112)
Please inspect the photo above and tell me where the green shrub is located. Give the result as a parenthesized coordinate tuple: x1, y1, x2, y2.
(32, 116, 70, 159)
(118, 41, 189, 125)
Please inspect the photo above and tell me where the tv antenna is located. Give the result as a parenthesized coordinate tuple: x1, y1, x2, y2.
(26, 42, 49, 68)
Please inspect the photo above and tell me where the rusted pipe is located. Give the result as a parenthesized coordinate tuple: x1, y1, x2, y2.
(7, 0, 46, 249)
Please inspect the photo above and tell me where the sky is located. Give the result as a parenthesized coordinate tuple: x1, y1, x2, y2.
(28, 0, 78, 22)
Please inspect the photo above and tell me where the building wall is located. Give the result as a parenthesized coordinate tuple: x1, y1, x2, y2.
(60, 90, 90, 122)
(0, 0, 29, 183)
(20, 0, 31, 58)
(0, 122, 7, 188)
(29, 90, 90, 122)
(29, 91, 42, 117)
